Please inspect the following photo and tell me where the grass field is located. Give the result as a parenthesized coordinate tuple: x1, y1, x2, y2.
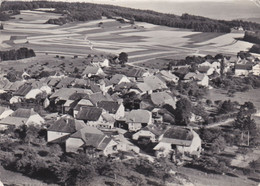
(0, 10, 253, 67)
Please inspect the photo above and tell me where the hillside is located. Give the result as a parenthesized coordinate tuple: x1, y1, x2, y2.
(1, 1, 260, 33)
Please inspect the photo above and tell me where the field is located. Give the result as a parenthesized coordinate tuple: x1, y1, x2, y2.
(0, 10, 254, 66)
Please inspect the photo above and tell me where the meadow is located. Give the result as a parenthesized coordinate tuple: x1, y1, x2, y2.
(0, 9, 254, 66)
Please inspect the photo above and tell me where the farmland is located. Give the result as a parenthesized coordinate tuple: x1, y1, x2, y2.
(0, 10, 254, 67)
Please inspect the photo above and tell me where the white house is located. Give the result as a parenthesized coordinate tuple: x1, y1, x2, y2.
(65, 126, 118, 156)
(82, 66, 104, 78)
(0, 106, 13, 120)
(235, 64, 252, 76)
(125, 109, 152, 131)
(0, 108, 45, 130)
(251, 64, 260, 76)
(47, 117, 86, 142)
(97, 101, 125, 120)
(92, 58, 109, 67)
(153, 127, 202, 159)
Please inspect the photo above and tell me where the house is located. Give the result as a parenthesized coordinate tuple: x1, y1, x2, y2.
(0, 106, 13, 120)
(136, 76, 168, 95)
(150, 91, 176, 109)
(197, 66, 215, 76)
(82, 65, 104, 78)
(125, 109, 152, 131)
(76, 106, 103, 122)
(97, 101, 125, 120)
(91, 57, 109, 67)
(132, 125, 166, 143)
(0, 108, 44, 130)
(99, 78, 113, 93)
(251, 64, 260, 76)
(76, 106, 115, 129)
(235, 64, 253, 76)
(47, 117, 86, 142)
(198, 61, 211, 67)
(13, 83, 32, 97)
(65, 126, 118, 156)
(153, 127, 202, 160)
(55, 77, 75, 89)
(184, 72, 209, 87)
(109, 74, 131, 85)
(156, 70, 179, 84)
(0, 77, 12, 93)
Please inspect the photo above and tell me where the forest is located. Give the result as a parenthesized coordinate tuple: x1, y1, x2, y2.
(0, 48, 36, 61)
(1, 1, 260, 33)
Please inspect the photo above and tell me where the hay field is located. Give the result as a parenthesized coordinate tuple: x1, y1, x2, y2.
(0, 10, 253, 67)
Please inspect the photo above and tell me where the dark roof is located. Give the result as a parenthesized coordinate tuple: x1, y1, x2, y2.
(11, 108, 36, 118)
(48, 117, 86, 133)
(235, 64, 253, 70)
(162, 127, 193, 146)
(76, 106, 102, 121)
(55, 77, 75, 89)
(125, 68, 145, 78)
(69, 92, 88, 101)
(70, 126, 105, 148)
(198, 66, 210, 73)
(97, 101, 120, 114)
(14, 83, 32, 96)
(85, 92, 113, 105)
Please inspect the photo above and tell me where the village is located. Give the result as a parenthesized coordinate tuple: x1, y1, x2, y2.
(0, 49, 259, 164)
(0, 1, 260, 184)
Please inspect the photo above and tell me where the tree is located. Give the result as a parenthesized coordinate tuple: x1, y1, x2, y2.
(234, 109, 257, 146)
(118, 52, 128, 64)
(174, 98, 192, 125)
(218, 100, 235, 114)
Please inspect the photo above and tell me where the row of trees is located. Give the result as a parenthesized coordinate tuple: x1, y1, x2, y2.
(243, 31, 260, 45)
(0, 47, 35, 61)
(2, 1, 260, 33)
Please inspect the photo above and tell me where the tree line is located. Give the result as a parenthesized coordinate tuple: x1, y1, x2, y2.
(2, 1, 260, 33)
(0, 47, 36, 61)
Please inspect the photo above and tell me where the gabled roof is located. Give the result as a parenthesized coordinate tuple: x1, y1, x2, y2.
(48, 117, 86, 133)
(70, 126, 114, 150)
(0, 78, 12, 90)
(125, 68, 145, 78)
(184, 72, 207, 81)
(82, 66, 102, 75)
(76, 106, 102, 121)
(86, 92, 113, 105)
(46, 78, 61, 87)
(161, 127, 194, 146)
(151, 92, 176, 108)
(143, 76, 167, 90)
(50, 88, 91, 100)
(69, 92, 88, 101)
(5, 81, 24, 92)
(97, 101, 120, 114)
(11, 108, 37, 118)
(14, 83, 32, 96)
(55, 77, 75, 89)
(126, 109, 151, 124)
(0, 106, 12, 115)
(0, 117, 28, 127)
(157, 70, 179, 82)
(141, 125, 166, 137)
(109, 74, 129, 85)
(70, 126, 105, 147)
